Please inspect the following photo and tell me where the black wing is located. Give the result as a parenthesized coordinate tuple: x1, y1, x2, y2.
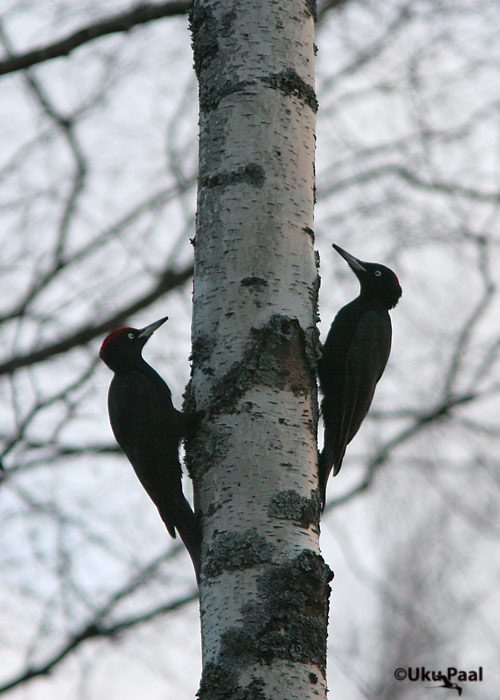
(334, 310, 391, 472)
(108, 370, 184, 537)
(108, 369, 200, 578)
(320, 309, 391, 492)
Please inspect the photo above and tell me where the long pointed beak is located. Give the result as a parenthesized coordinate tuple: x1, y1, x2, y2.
(138, 316, 168, 339)
(332, 243, 367, 272)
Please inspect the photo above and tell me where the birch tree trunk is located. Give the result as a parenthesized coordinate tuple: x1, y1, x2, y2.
(188, 1, 332, 698)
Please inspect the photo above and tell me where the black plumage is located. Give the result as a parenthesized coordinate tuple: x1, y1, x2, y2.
(100, 317, 200, 579)
(318, 244, 402, 499)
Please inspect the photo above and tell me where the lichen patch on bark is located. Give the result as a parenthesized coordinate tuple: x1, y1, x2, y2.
(203, 528, 275, 579)
(189, 4, 219, 78)
(206, 315, 316, 419)
(197, 663, 268, 700)
(197, 551, 333, 700)
(268, 489, 322, 529)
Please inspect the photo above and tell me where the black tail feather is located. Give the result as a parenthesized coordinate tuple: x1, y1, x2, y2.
(158, 495, 201, 585)
(319, 432, 345, 508)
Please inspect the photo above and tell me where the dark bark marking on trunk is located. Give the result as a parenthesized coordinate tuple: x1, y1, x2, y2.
(191, 335, 215, 367)
(205, 315, 316, 421)
(203, 528, 275, 579)
(313, 251, 321, 326)
(198, 70, 317, 115)
(187, 422, 232, 481)
(197, 664, 268, 700)
(268, 489, 322, 528)
(189, 4, 219, 77)
(200, 163, 266, 189)
(199, 78, 255, 112)
(240, 277, 268, 288)
(219, 9, 238, 36)
(304, 0, 317, 21)
(302, 225, 315, 242)
(240, 277, 269, 308)
(199, 551, 332, 696)
(261, 68, 318, 112)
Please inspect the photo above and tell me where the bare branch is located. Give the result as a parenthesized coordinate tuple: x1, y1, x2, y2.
(0, 439, 119, 478)
(321, 3, 413, 81)
(0, 185, 193, 324)
(0, 586, 198, 694)
(0, 1, 190, 77)
(1, 360, 98, 462)
(327, 392, 479, 509)
(320, 163, 500, 203)
(442, 239, 495, 398)
(0, 265, 193, 376)
(0, 26, 89, 267)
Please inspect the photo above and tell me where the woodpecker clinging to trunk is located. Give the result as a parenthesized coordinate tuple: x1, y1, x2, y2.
(100, 317, 200, 580)
(318, 244, 402, 503)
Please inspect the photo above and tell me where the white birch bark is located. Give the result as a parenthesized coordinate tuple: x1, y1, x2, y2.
(188, 1, 332, 698)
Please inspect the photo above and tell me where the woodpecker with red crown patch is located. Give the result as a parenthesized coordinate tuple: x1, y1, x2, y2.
(318, 244, 402, 502)
(100, 317, 201, 580)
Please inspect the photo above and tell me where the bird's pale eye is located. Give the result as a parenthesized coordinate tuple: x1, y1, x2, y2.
(128, 332, 135, 339)
(374, 270, 382, 277)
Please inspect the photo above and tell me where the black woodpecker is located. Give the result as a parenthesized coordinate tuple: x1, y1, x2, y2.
(318, 244, 402, 500)
(100, 317, 201, 580)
